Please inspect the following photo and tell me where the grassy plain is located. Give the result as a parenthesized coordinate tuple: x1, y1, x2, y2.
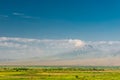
(0, 66, 120, 80)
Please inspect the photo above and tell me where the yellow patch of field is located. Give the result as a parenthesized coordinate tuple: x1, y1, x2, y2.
(38, 72, 71, 75)
(0, 72, 23, 75)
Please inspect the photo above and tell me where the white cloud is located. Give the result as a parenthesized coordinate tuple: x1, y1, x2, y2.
(0, 37, 85, 48)
(0, 37, 39, 43)
(0, 37, 85, 60)
(68, 39, 85, 47)
(0, 37, 120, 65)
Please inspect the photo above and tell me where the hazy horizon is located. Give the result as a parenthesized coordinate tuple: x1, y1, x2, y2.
(0, 37, 120, 66)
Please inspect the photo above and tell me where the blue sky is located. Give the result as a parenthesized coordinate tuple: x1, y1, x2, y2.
(0, 0, 120, 40)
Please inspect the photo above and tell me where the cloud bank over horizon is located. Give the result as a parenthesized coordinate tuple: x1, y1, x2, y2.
(0, 37, 120, 66)
(0, 37, 85, 59)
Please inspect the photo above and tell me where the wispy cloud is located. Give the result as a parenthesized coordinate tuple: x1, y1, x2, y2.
(12, 12, 39, 19)
(22, 16, 39, 19)
(12, 12, 24, 16)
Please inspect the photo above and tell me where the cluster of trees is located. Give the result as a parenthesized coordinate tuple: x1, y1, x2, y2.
(13, 67, 29, 71)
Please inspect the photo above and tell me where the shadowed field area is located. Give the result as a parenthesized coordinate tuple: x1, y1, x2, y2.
(0, 66, 120, 80)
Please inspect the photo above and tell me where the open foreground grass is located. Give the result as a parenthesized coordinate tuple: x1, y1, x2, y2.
(0, 66, 120, 80)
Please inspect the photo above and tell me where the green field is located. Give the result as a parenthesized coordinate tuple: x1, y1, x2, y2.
(0, 66, 120, 80)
